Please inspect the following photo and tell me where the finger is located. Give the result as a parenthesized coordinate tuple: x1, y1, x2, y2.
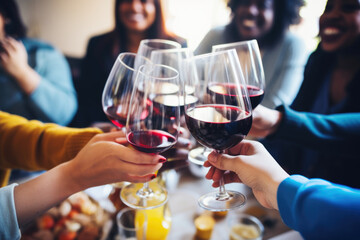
(125, 173, 157, 183)
(95, 131, 126, 142)
(207, 150, 250, 174)
(115, 137, 127, 144)
(0, 42, 10, 55)
(119, 160, 163, 176)
(205, 165, 216, 179)
(203, 160, 212, 167)
(2, 37, 16, 51)
(212, 168, 224, 182)
(114, 144, 167, 165)
(212, 172, 241, 187)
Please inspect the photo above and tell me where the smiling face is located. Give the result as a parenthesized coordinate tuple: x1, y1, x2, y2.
(319, 0, 360, 52)
(233, 0, 275, 40)
(118, 0, 156, 33)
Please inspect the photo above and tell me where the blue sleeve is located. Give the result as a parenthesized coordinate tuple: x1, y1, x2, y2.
(29, 47, 78, 126)
(271, 105, 360, 156)
(0, 184, 21, 240)
(261, 33, 309, 109)
(277, 175, 360, 240)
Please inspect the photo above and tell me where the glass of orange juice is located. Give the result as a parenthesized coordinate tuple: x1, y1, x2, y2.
(136, 202, 172, 240)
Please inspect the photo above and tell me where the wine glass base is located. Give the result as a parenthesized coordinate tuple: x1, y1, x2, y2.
(198, 190, 246, 211)
(120, 181, 168, 210)
(188, 146, 211, 165)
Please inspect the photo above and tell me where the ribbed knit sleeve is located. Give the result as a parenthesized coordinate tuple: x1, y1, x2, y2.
(0, 111, 102, 172)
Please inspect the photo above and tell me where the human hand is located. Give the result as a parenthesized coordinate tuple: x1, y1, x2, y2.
(248, 105, 283, 138)
(204, 140, 289, 209)
(64, 131, 165, 192)
(0, 37, 40, 94)
(0, 37, 29, 77)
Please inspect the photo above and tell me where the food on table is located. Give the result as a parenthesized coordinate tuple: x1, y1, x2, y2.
(229, 223, 260, 240)
(21, 192, 111, 240)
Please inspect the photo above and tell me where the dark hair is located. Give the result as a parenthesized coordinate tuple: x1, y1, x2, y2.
(0, 0, 27, 38)
(226, 0, 305, 47)
(111, 0, 179, 53)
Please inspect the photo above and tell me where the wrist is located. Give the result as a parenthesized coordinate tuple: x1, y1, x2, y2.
(56, 161, 84, 195)
(268, 110, 283, 136)
(267, 172, 289, 210)
(13, 65, 41, 94)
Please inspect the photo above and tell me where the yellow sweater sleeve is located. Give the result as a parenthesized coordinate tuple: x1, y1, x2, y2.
(0, 111, 102, 185)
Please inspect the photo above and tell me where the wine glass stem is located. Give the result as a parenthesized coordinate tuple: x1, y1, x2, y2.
(138, 182, 153, 198)
(215, 150, 230, 201)
(217, 176, 230, 201)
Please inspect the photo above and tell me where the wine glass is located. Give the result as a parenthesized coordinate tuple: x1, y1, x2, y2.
(212, 39, 265, 109)
(188, 40, 265, 165)
(120, 63, 181, 209)
(182, 49, 253, 211)
(137, 39, 181, 60)
(102, 52, 151, 130)
(150, 48, 196, 114)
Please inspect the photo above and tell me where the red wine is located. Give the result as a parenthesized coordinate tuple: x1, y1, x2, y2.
(105, 103, 150, 129)
(208, 82, 238, 106)
(185, 105, 252, 150)
(104, 106, 127, 128)
(247, 85, 264, 109)
(208, 83, 264, 109)
(153, 94, 198, 115)
(127, 130, 176, 154)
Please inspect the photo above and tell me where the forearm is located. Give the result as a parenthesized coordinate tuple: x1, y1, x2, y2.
(278, 175, 360, 239)
(272, 106, 360, 155)
(14, 161, 81, 227)
(30, 79, 78, 125)
(0, 111, 102, 170)
(12, 64, 41, 95)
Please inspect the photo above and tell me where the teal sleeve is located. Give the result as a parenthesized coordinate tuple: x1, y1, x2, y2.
(270, 105, 360, 156)
(29, 48, 77, 126)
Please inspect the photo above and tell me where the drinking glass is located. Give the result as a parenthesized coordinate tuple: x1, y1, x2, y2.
(137, 39, 181, 60)
(139, 202, 172, 240)
(102, 52, 150, 130)
(182, 49, 252, 211)
(120, 63, 181, 209)
(212, 39, 265, 109)
(189, 40, 265, 166)
(117, 207, 147, 240)
(150, 48, 197, 114)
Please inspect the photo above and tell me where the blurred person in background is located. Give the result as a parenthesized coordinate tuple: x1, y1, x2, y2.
(195, 0, 308, 109)
(0, 0, 78, 181)
(72, 0, 187, 127)
(261, 0, 360, 188)
(0, 0, 77, 125)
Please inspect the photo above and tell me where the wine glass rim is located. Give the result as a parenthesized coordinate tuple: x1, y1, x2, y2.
(117, 52, 151, 72)
(188, 48, 238, 61)
(212, 39, 258, 51)
(138, 63, 179, 80)
(139, 38, 182, 49)
(151, 47, 191, 54)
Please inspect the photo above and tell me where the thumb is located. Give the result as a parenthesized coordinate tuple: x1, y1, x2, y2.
(207, 151, 239, 171)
